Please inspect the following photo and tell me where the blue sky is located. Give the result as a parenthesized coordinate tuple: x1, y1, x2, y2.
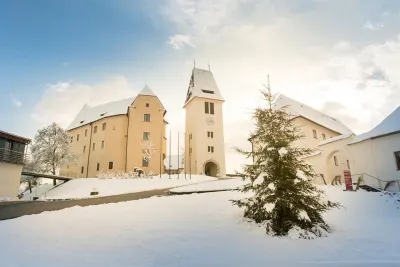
(1, 0, 400, 172)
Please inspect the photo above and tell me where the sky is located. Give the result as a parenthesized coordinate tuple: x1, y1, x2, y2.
(1, 0, 400, 173)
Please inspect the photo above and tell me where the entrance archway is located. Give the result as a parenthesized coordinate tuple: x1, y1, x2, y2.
(204, 161, 219, 177)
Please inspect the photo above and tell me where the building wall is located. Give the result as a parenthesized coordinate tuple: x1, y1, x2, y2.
(60, 115, 128, 178)
(0, 162, 23, 198)
(185, 97, 226, 176)
(61, 96, 167, 178)
(126, 95, 166, 174)
(349, 133, 400, 185)
(292, 117, 341, 149)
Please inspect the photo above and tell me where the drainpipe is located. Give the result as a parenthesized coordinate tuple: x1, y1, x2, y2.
(86, 123, 93, 178)
(125, 111, 130, 172)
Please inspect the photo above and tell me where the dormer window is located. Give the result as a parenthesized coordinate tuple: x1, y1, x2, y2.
(100, 112, 107, 117)
(80, 120, 85, 124)
(201, 89, 214, 94)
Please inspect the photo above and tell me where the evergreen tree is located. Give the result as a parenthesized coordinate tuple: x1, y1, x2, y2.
(233, 80, 340, 239)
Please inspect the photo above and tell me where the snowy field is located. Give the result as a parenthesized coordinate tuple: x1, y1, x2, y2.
(1, 186, 400, 267)
(41, 174, 216, 199)
(170, 177, 246, 193)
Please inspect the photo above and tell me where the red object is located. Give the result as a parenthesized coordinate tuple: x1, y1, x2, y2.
(344, 170, 353, 191)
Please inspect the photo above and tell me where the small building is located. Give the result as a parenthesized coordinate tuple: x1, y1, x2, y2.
(164, 155, 184, 174)
(0, 130, 31, 198)
(347, 106, 400, 190)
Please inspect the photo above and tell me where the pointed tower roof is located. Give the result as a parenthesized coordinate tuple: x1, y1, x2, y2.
(349, 105, 400, 144)
(184, 68, 224, 107)
(139, 85, 157, 97)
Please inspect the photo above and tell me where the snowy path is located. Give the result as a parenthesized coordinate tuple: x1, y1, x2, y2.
(0, 186, 399, 266)
(0, 188, 169, 221)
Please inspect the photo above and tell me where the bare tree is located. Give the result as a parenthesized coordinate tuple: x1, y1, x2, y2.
(142, 141, 157, 176)
(30, 123, 78, 184)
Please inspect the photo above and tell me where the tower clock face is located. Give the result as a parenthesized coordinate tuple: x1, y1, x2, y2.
(206, 117, 214, 126)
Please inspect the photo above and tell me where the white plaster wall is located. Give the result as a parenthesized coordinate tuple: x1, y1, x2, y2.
(0, 162, 23, 198)
(349, 133, 400, 183)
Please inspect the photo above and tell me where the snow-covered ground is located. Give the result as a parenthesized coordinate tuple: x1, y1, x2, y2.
(170, 177, 246, 193)
(1, 186, 400, 266)
(41, 174, 217, 199)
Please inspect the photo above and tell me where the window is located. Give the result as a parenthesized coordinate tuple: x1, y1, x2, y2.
(210, 102, 215, 114)
(313, 129, 317, 139)
(144, 114, 151, 122)
(81, 166, 84, 174)
(208, 146, 214, 153)
(201, 89, 214, 94)
(94, 126, 98, 134)
(92, 143, 96, 151)
(70, 136, 73, 143)
(205, 102, 209, 114)
(395, 151, 400, 170)
(143, 132, 150, 140)
(146, 103, 149, 107)
(142, 157, 149, 167)
(83, 146, 86, 153)
(77, 134, 80, 142)
(102, 123, 106, 131)
(347, 160, 350, 169)
(207, 131, 214, 138)
(85, 129, 88, 137)
(334, 156, 338, 166)
(97, 163, 100, 171)
(101, 140, 104, 149)
(322, 133, 326, 140)
(109, 161, 114, 170)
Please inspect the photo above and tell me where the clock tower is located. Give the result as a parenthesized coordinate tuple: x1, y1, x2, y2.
(184, 67, 226, 177)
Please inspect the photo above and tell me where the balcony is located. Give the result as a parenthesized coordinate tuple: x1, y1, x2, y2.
(0, 148, 27, 165)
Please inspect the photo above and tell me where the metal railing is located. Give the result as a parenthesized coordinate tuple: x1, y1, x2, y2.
(352, 173, 400, 191)
(0, 148, 27, 165)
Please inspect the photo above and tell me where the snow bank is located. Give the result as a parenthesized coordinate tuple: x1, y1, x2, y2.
(169, 178, 246, 193)
(42, 174, 216, 199)
(1, 186, 399, 266)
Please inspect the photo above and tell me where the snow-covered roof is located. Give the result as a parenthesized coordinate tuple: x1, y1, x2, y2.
(184, 68, 224, 106)
(139, 85, 156, 97)
(348, 106, 400, 145)
(300, 150, 322, 159)
(164, 155, 184, 170)
(273, 94, 353, 135)
(318, 133, 354, 146)
(67, 97, 134, 131)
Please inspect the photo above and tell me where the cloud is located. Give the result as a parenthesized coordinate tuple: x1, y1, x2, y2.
(31, 76, 135, 128)
(363, 20, 383, 31)
(11, 97, 22, 107)
(62, 62, 69, 66)
(167, 34, 195, 50)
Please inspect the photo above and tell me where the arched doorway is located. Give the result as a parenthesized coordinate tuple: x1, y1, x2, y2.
(204, 161, 219, 177)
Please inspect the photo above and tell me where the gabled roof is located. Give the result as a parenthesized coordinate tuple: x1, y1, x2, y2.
(139, 85, 157, 97)
(349, 105, 400, 145)
(273, 94, 353, 135)
(66, 97, 134, 131)
(184, 68, 224, 106)
(318, 133, 354, 146)
(134, 85, 166, 114)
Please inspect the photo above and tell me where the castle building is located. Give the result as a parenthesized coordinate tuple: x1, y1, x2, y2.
(184, 68, 226, 177)
(60, 86, 167, 178)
